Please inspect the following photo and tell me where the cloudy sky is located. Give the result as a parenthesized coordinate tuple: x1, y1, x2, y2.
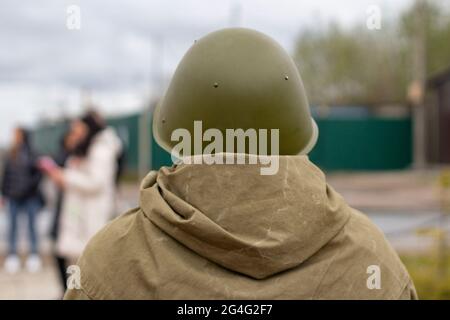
(0, 0, 415, 146)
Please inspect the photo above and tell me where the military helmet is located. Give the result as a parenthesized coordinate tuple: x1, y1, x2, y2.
(153, 27, 318, 156)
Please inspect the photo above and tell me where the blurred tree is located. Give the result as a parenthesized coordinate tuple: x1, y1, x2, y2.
(294, 0, 450, 106)
(401, 0, 450, 77)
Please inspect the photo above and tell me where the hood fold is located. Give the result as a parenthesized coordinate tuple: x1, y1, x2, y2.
(140, 155, 350, 279)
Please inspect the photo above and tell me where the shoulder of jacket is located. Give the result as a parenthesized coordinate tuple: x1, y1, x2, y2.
(76, 207, 142, 299)
(313, 209, 413, 299)
(357, 209, 412, 286)
(344, 210, 409, 275)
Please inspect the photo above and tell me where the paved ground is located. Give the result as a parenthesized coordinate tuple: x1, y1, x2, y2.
(327, 169, 443, 212)
(0, 169, 448, 299)
(0, 255, 61, 300)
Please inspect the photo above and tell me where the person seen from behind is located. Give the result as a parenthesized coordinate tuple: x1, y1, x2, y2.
(64, 29, 417, 300)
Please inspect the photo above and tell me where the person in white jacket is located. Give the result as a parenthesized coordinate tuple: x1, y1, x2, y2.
(41, 112, 122, 265)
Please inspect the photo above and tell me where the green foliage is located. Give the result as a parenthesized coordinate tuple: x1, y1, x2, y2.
(401, 254, 450, 300)
(400, 0, 450, 76)
(294, 0, 450, 106)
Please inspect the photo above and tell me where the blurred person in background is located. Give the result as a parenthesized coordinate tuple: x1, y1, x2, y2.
(48, 130, 78, 294)
(0, 127, 44, 274)
(88, 110, 127, 187)
(40, 112, 122, 270)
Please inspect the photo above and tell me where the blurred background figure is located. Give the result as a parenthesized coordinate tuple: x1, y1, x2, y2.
(40, 112, 122, 275)
(88, 110, 127, 188)
(0, 127, 44, 274)
(48, 130, 78, 295)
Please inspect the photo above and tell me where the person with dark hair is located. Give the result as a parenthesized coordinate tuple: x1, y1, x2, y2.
(84, 109, 126, 185)
(41, 112, 122, 268)
(0, 127, 44, 274)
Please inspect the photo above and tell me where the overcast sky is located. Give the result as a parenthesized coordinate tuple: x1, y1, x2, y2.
(0, 0, 415, 146)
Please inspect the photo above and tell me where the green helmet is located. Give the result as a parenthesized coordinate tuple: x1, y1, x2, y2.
(153, 27, 318, 156)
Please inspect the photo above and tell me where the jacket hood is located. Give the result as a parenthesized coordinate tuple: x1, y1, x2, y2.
(140, 155, 350, 279)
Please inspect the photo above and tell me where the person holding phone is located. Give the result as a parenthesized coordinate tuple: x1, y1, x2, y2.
(40, 112, 122, 269)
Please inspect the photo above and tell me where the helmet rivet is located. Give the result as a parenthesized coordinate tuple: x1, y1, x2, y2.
(213, 82, 219, 88)
(284, 75, 289, 80)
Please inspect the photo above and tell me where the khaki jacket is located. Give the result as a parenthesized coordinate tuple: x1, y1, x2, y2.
(65, 156, 417, 299)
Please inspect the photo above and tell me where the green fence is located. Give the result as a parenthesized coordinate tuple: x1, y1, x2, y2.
(32, 114, 412, 173)
(32, 112, 172, 173)
(107, 113, 172, 172)
(106, 114, 140, 172)
(309, 118, 412, 170)
(32, 122, 69, 156)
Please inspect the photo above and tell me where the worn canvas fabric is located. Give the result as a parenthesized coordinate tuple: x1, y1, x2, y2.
(64, 155, 417, 300)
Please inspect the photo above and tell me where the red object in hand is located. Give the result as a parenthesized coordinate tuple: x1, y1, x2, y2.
(38, 156, 57, 173)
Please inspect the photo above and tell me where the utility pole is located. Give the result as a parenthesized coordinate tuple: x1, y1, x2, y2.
(81, 87, 92, 111)
(411, 0, 427, 169)
(138, 35, 164, 178)
(229, 2, 243, 27)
